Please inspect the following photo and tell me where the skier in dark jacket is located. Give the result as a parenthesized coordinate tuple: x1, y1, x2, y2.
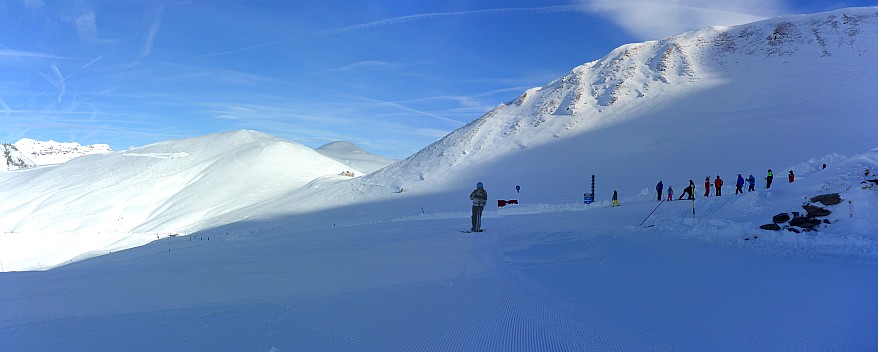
(656, 180, 663, 201)
(766, 169, 774, 189)
(747, 174, 756, 192)
(679, 180, 695, 200)
(788, 170, 795, 183)
(612, 190, 620, 207)
(469, 182, 487, 232)
(736, 174, 745, 194)
(667, 186, 673, 201)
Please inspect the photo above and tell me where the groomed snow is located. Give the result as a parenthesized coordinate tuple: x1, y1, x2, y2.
(0, 150, 876, 351)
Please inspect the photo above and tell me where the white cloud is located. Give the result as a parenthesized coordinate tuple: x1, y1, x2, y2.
(581, 0, 789, 40)
(22, 0, 44, 12)
(75, 12, 98, 45)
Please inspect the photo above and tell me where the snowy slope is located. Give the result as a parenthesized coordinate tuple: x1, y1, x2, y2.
(14, 138, 112, 166)
(0, 130, 359, 268)
(316, 141, 397, 174)
(0, 148, 875, 351)
(349, 7, 878, 206)
(1, 143, 36, 172)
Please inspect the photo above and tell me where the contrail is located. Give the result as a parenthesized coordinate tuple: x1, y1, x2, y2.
(202, 5, 585, 57)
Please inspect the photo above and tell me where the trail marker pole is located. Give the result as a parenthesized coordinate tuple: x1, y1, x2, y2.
(591, 175, 596, 199)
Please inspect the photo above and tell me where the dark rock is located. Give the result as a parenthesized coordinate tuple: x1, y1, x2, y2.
(760, 223, 782, 231)
(772, 213, 791, 224)
(786, 227, 801, 233)
(810, 193, 842, 206)
(823, 219, 831, 224)
(803, 204, 831, 217)
(791, 211, 801, 218)
(790, 217, 822, 229)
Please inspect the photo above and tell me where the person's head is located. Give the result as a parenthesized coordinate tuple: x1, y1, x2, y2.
(768, 169, 772, 172)
(717, 175, 720, 178)
(476, 182, 483, 189)
(706, 176, 710, 180)
(738, 174, 742, 177)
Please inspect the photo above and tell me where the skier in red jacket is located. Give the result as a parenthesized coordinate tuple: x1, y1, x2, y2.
(704, 177, 711, 197)
(714, 175, 723, 196)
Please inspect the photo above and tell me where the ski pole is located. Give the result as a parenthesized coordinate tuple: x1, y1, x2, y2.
(639, 200, 665, 227)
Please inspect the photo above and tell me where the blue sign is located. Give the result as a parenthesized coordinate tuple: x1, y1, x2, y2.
(583, 193, 594, 204)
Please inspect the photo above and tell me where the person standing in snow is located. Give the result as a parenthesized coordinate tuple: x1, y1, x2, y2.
(703, 177, 711, 197)
(736, 174, 745, 194)
(766, 169, 774, 189)
(714, 175, 723, 196)
(788, 170, 795, 183)
(747, 174, 756, 192)
(469, 182, 487, 232)
(667, 186, 674, 201)
(656, 180, 663, 201)
(612, 190, 620, 207)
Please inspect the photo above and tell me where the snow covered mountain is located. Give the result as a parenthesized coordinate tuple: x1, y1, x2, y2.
(357, 7, 878, 204)
(0, 130, 358, 236)
(14, 138, 112, 166)
(2, 8, 878, 350)
(316, 141, 397, 174)
(1, 143, 36, 172)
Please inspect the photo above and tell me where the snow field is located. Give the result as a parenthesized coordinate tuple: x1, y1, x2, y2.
(1, 182, 875, 350)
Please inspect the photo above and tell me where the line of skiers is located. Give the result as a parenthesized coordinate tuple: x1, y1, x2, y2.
(655, 169, 795, 201)
(469, 168, 800, 230)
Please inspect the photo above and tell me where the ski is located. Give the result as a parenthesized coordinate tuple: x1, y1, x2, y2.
(461, 229, 485, 233)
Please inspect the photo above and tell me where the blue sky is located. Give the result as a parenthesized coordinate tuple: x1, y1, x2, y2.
(1, 0, 874, 158)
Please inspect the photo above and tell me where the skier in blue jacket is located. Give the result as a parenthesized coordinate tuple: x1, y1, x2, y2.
(736, 174, 745, 194)
(656, 180, 663, 201)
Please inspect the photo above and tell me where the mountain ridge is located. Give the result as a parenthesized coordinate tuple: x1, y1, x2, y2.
(355, 7, 877, 202)
(14, 138, 112, 166)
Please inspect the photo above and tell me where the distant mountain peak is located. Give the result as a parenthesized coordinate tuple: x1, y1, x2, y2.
(14, 138, 112, 166)
(317, 141, 367, 154)
(317, 141, 396, 174)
